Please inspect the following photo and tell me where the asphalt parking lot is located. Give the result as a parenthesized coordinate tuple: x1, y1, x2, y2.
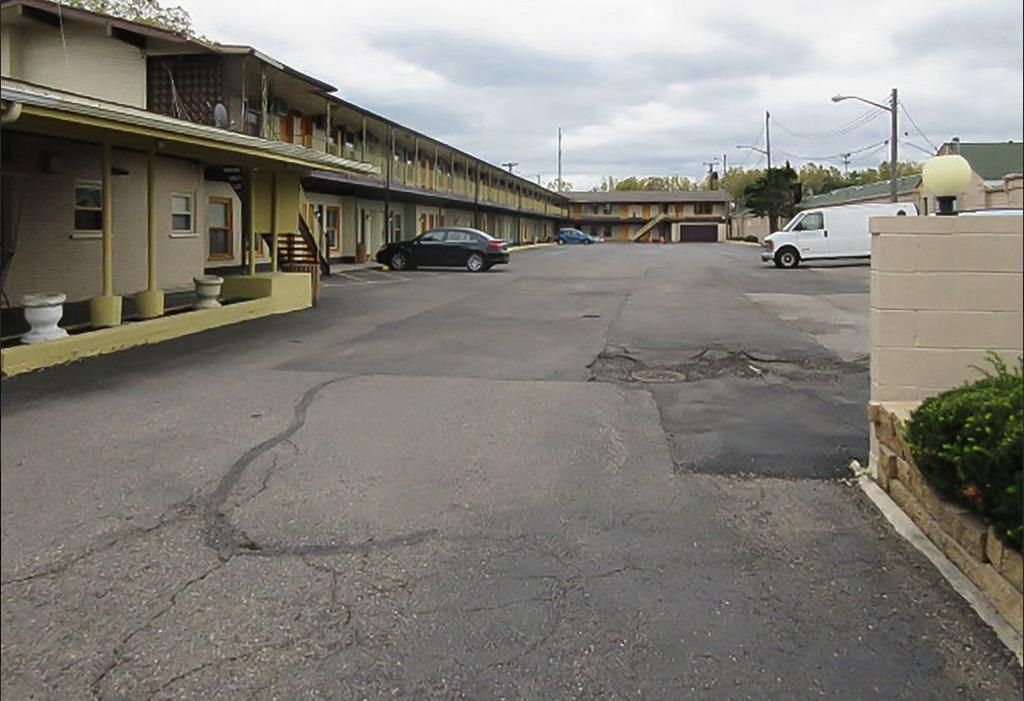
(2, 243, 1021, 699)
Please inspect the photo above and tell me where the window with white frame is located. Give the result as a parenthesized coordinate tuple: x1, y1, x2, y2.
(74, 181, 103, 231)
(171, 193, 194, 232)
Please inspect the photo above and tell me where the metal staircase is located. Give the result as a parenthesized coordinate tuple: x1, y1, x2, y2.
(631, 212, 668, 242)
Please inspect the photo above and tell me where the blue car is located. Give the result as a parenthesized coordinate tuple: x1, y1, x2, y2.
(557, 228, 598, 245)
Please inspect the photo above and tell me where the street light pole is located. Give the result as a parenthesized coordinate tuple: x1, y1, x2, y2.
(831, 89, 898, 202)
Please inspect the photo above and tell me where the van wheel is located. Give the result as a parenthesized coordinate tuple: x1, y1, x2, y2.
(775, 248, 800, 269)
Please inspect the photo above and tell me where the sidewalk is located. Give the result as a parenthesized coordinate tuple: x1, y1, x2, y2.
(328, 261, 384, 275)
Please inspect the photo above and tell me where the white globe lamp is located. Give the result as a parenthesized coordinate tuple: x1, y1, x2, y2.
(921, 154, 972, 215)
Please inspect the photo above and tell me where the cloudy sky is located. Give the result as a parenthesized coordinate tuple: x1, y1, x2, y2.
(178, 0, 1023, 190)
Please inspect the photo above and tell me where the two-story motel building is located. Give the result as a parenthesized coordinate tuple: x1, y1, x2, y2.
(0, 0, 732, 372)
(0, 0, 565, 329)
(563, 190, 731, 243)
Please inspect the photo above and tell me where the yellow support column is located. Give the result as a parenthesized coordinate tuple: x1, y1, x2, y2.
(271, 171, 279, 273)
(248, 170, 257, 275)
(89, 141, 122, 327)
(136, 148, 164, 318)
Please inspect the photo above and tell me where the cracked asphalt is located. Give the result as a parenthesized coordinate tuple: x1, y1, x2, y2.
(3, 244, 1022, 699)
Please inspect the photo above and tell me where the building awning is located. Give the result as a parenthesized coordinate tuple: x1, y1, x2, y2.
(1, 79, 379, 175)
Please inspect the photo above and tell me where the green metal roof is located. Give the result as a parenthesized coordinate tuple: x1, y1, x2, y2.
(796, 175, 921, 210)
(944, 142, 1024, 181)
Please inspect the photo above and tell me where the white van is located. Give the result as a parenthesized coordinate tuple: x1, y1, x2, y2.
(761, 202, 918, 268)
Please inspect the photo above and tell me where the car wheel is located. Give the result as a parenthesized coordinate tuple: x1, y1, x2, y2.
(390, 251, 408, 271)
(466, 252, 486, 272)
(775, 248, 799, 269)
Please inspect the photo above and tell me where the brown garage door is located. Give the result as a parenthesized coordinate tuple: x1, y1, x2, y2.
(679, 224, 718, 242)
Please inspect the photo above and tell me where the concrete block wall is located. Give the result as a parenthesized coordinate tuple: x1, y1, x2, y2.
(870, 215, 1023, 401)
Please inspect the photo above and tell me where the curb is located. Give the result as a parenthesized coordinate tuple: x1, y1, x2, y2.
(851, 461, 1023, 665)
(510, 243, 557, 251)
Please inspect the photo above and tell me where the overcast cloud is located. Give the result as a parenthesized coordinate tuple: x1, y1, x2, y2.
(177, 0, 1023, 189)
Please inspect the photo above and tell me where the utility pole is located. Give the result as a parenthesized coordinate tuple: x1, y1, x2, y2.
(765, 110, 772, 171)
(703, 159, 720, 189)
(556, 126, 562, 192)
(722, 153, 727, 175)
(889, 87, 898, 203)
(841, 153, 851, 176)
(501, 161, 518, 174)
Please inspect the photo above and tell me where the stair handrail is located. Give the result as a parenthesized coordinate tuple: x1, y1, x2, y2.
(631, 212, 668, 242)
(297, 212, 331, 277)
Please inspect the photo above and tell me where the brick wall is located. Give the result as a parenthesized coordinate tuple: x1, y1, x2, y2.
(869, 215, 1023, 401)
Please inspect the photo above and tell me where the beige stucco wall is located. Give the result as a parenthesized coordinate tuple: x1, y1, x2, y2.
(415, 205, 441, 235)
(869, 215, 1023, 402)
(732, 215, 772, 241)
(302, 191, 345, 255)
(954, 172, 989, 212)
(1, 20, 147, 107)
(445, 208, 474, 229)
(203, 181, 253, 269)
(4, 134, 205, 303)
(356, 199, 385, 254)
(983, 175, 1023, 209)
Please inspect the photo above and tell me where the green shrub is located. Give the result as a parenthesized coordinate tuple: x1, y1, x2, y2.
(905, 353, 1023, 551)
(744, 235, 760, 243)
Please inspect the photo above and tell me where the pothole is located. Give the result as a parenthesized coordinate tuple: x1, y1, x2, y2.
(631, 368, 687, 383)
(588, 346, 865, 384)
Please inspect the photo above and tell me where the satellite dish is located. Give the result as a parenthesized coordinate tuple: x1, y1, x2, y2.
(213, 102, 228, 129)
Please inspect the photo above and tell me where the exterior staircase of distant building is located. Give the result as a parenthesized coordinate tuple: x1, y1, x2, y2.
(631, 212, 668, 242)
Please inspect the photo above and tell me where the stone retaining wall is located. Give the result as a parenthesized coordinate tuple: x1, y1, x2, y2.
(868, 401, 1023, 634)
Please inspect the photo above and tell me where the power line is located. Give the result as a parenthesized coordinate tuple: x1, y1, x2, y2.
(845, 142, 891, 164)
(898, 100, 938, 152)
(773, 138, 889, 163)
(734, 121, 766, 168)
(902, 140, 936, 157)
(772, 108, 882, 140)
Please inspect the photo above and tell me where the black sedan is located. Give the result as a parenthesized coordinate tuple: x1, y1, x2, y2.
(376, 227, 510, 272)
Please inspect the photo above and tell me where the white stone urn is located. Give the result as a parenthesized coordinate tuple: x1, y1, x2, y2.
(193, 275, 224, 310)
(20, 292, 69, 344)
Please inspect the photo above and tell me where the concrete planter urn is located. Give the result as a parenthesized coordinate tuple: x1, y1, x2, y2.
(20, 292, 69, 344)
(193, 275, 224, 310)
